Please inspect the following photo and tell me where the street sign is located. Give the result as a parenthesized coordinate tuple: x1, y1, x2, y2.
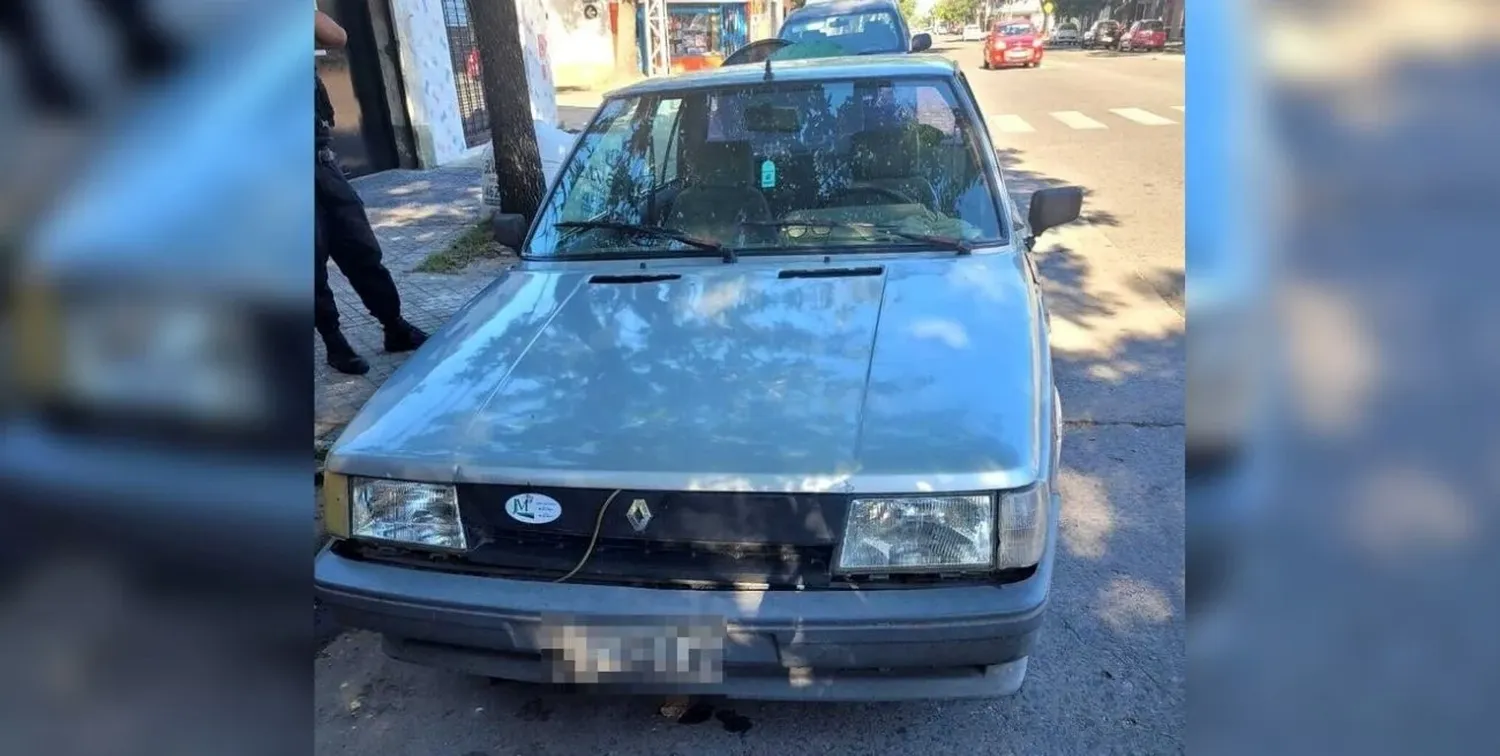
(1043, 2, 1054, 14)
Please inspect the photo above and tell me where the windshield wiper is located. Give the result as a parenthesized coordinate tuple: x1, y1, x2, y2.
(742, 220, 974, 255)
(555, 221, 736, 262)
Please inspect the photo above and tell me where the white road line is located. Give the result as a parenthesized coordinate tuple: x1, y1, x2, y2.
(1050, 111, 1108, 130)
(1110, 107, 1177, 125)
(1172, 105, 1186, 112)
(991, 114, 1036, 133)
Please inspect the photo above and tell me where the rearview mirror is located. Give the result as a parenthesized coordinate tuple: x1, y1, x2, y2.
(744, 104, 801, 133)
(1028, 187, 1083, 237)
(911, 33, 933, 52)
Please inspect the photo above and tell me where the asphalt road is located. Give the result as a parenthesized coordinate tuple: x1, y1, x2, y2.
(316, 43, 1185, 755)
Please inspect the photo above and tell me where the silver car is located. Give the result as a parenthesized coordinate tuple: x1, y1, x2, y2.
(315, 55, 1083, 701)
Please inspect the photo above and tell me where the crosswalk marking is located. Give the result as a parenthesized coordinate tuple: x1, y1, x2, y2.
(1172, 105, 1186, 112)
(992, 114, 1036, 133)
(1050, 110, 1108, 130)
(1110, 107, 1177, 125)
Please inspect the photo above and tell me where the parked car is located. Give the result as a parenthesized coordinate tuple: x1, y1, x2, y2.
(315, 54, 1081, 701)
(982, 21, 1044, 69)
(778, 0, 931, 54)
(962, 23, 984, 42)
(1050, 23, 1080, 46)
(1120, 19, 1168, 52)
(1081, 19, 1123, 49)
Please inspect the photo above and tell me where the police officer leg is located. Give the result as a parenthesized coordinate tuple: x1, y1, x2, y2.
(314, 158, 428, 353)
(315, 206, 370, 375)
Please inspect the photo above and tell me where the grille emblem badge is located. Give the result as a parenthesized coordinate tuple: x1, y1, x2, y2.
(626, 498, 653, 532)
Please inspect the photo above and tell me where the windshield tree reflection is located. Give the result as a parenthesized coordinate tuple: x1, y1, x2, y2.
(527, 77, 1007, 259)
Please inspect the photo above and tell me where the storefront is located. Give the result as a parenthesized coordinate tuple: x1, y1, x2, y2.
(637, 1, 764, 74)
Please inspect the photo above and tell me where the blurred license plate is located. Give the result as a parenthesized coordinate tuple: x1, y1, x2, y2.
(541, 617, 726, 684)
(1008, 50, 1031, 59)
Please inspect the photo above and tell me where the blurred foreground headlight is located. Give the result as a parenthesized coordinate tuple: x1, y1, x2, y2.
(60, 296, 265, 424)
(836, 494, 998, 573)
(351, 477, 467, 550)
(1187, 310, 1254, 458)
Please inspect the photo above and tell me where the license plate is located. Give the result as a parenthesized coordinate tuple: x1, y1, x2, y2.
(1007, 50, 1031, 59)
(541, 616, 726, 685)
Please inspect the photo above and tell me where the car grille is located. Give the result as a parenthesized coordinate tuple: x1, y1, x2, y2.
(452, 485, 848, 588)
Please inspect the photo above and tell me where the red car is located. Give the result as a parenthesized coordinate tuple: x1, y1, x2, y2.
(1120, 19, 1167, 52)
(981, 21, 1044, 69)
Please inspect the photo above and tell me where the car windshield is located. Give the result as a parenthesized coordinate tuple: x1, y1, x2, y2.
(526, 77, 1007, 259)
(1139, 21, 1164, 31)
(994, 23, 1032, 35)
(780, 12, 903, 54)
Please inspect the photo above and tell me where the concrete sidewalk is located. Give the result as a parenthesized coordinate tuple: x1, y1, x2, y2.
(314, 166, 518, 451)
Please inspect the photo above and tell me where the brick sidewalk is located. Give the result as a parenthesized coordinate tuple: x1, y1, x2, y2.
(314, 166, 517, 451)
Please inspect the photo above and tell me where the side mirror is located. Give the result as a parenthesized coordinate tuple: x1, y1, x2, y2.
(910, 33, 933, 52)
(1028, 187, 1084, 237)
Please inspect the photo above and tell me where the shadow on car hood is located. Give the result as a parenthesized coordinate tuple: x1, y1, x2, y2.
(330, 255, 1048, 493)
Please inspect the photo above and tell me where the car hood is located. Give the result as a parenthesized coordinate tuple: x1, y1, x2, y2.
(329, 254, 1050, 493)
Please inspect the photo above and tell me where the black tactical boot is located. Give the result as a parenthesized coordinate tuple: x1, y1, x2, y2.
(383, 320, 429, 353)
(322, 331, 369, 375)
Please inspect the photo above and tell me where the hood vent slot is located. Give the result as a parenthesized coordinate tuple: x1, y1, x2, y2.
(589, 273, 682, 285)
(778, 266, 884, 280)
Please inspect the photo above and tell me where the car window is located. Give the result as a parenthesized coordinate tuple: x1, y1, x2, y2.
(553, 98, 645, 224)
(781, 11, 903, 54)
(527, 78, 1007, 258)
(993, 23, 1032, 35)
(1142, 21, 1164, 31)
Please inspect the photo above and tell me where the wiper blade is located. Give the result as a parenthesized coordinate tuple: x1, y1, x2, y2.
(555, 221, 736, 262)
(742, 220, 974, 255)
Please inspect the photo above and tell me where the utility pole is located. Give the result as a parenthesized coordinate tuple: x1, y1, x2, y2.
(470, 0, 546, 231)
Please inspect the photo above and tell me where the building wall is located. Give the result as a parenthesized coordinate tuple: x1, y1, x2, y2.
(387, 0, 468, 166)
(386, 0, 560, 168)
(548, 0, 615, 89)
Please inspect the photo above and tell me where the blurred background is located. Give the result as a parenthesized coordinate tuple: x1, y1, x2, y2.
(2, 0, 1499, 753)
(1190, 0, 1500, 753)
(0, 1, 309, 754)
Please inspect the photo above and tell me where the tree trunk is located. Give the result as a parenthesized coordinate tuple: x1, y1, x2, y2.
(615, 0, 639, 76)
(470, 0, 546, 223)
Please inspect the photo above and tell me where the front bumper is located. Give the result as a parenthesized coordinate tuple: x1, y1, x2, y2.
(988, 48, 1042, 66)
(315, 521, 1056, 701)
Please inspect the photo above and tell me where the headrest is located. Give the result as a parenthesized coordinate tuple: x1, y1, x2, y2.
(850, 129, 920, 179)
(685, 140, 753, 186)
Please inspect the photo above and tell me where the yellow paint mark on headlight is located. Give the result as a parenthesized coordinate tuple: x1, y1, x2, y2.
(13, 282, 61, 397)
(322, 472, 351, 539)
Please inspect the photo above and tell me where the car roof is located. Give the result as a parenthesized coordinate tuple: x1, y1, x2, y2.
(608, 54, 960, 99)
(783, 0, 900, 22)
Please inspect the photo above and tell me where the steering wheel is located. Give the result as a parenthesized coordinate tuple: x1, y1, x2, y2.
(829, 184, 917, 207)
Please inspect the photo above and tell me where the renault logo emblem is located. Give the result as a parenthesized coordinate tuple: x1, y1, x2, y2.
(626, 498, 653, 532)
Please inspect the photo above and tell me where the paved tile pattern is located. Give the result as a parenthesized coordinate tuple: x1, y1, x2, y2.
(314, 166, 516, 447)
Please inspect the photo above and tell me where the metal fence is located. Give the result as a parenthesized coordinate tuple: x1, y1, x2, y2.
(440, 0, 489, 147)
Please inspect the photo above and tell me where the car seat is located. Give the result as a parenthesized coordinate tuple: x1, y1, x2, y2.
(665, 140, 771, 243)
(847, 129, 938, 208)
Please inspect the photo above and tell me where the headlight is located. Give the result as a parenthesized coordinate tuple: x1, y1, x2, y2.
(995, 486, 1049, 569)
(350, 477, 467, 550)
(836, 494, 995, 573)
(60, 296, 265, 424)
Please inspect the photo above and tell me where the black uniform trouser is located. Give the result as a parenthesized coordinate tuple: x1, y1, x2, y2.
(315, 153, 403, 340)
